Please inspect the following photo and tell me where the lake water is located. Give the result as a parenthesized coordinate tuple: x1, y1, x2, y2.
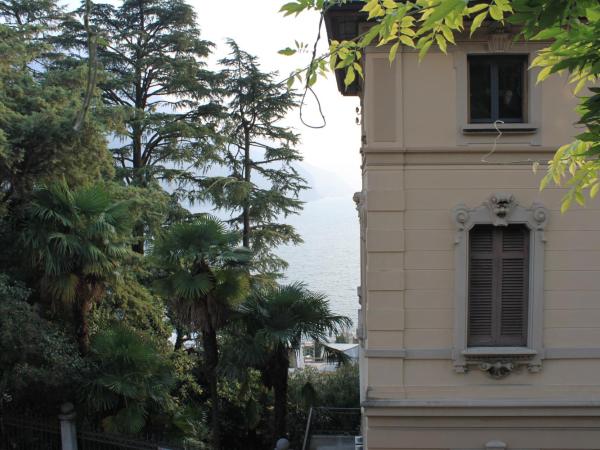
(277, 196, 360, 332)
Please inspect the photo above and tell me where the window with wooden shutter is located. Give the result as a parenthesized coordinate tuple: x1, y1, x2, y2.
(468, 224, 529, 347)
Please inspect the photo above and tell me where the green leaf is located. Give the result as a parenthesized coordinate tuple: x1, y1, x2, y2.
(361, 0, 377, 13)
(537, 66, 553, 83)
(441, 26, 455, 44)
(389, 42, 400, 63)
(470, 11, 487, 36)
(278, 48, 297, 56)
(489, 5, 503, 20)
(436, 34, 447, 54)
(540, 173, 551, 191)
(418, 40, 433, 61)
(574, 77, 588, 94)
(353, 62, 364, 78)
(344, 66, 356, 86)
(422, 0, 464, 30)
(399, 35, 415, 47)
(587, 6, 600, 22)
(531, 28, 563, 41)
(280, 2, 304, 16)
(561, 195, 573, 214)
(467, 3, 488, 14)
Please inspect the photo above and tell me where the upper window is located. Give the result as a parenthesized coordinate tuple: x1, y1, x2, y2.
(468, 224, 529, 347)
(468, 55, 527, 123)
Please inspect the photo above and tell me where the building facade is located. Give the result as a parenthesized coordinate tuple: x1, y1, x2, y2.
(325, 5, 600, 450)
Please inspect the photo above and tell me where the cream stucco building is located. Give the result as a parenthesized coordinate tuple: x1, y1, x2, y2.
(325, 3, 600, 450)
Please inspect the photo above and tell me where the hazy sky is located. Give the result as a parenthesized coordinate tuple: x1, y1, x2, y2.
(199, 1, 362, 191)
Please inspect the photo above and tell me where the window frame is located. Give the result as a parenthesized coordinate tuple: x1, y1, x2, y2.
(453, 42, 546, 144)
(467, 54, 528, 124)
(467, 224, 530, 348)
(451, 194, 549, 374)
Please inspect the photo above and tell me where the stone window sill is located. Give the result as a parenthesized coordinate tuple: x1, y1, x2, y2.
(461, 347, 539, 378)
(462, 123, 538, 134)
(462, 347, 537, 357)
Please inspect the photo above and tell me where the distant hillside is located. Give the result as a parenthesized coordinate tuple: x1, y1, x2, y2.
(297, 162, 354, 201)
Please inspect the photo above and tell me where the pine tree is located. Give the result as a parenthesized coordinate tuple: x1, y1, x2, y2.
(200, 40, 307, 276)
(0, 0, 113, 213)
(62, 0, 222, 253)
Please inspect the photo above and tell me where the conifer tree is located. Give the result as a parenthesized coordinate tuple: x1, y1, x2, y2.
(200, 40, 307, 276)
(0, 0, 112, 212)
(62, 0, 221, 252)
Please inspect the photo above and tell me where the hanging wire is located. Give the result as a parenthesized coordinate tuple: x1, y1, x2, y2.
(299, 13, 327, 129)
(479, 119, 547, 169)
(289, 1, 437, 129)
(481, 120, 505, 163)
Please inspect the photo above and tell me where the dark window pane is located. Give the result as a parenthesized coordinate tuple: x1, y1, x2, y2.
(469, 59, 491, 121)
(498, 58, 524, 121)
(467, 224, 529, 347)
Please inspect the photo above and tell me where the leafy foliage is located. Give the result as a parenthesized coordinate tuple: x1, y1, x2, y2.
(0, 1, 363, 447)
(235, 283, 351, 438)
(240, 283, 352, 351)
(0, 17, 113, 212)
(288, 364, 359, 410)
(0, 274, 87, 410)
(61, 0, 220, 187)
(91, 271, 171, 340)
(287, 364, 359, 447)
(153, 215, 252, 449)
(153, 216, 252, 330)
(58, 0, 223, 252)
(22, 180, 134, 353)
(198, 40, 306, 276)
(85, 324, 176, 435)
(523, 2, 600, 209)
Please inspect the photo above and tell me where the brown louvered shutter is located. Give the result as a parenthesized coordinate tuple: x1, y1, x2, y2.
(468, 225, 529, 347)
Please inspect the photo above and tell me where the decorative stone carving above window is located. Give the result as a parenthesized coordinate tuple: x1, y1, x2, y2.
(487, 32, 513, 53)
(451, 194, 549, 375)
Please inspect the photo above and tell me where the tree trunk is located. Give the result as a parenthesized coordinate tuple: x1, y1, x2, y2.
(174, 327, 185, 351)
(75, 296, 93, 355)
(202, 325, 220, 450)
(242, 126, 251, 248)
(132, 222, 145, 254)
(272, 346, 290, 440)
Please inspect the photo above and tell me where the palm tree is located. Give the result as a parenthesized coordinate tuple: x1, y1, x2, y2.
(238, 283, 352, 440)
(85, 324, 175, 435)
(152, 216, 251, 450)
(22, 180, 133, 354)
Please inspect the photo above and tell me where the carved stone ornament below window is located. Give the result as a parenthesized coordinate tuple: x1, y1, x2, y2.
(479, 361, 514, 379)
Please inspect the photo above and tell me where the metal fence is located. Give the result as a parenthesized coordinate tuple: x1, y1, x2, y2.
(0, 415, 201, 450)
(0, 415, 61, 450)
(78, 430, 159, 450)
(301, 407, 361, 450)
(78, 430, 203, 450)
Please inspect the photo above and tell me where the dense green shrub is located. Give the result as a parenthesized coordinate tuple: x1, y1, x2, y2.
(84, 324, 176, 435)
(0, 274, 87, 412)
(287, 364, 360, 447)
